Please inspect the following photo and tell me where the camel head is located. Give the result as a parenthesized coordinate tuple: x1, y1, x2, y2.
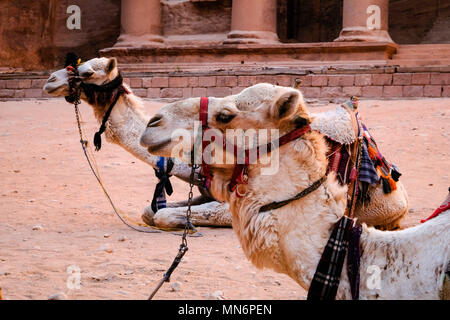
(140, 83, 311, 161)
(43, 68, 70, 96)
(76, 57, 119, 86)
(43, 57, 119, 96)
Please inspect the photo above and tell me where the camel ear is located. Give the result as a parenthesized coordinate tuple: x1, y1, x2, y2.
(272, 90, 299, 120)
(106, 57, 117, 73)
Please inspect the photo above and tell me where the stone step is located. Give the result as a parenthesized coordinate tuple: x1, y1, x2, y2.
(394, 54, 450, 60)
(118, 60, 389, 74)
(398, 44, 450, 49)
(395, 51, 450, 58)
(390, 44, 450, 66)
(395, 44, 450, 54)
(101, 42, 397, 65)
(387, 59, 450, 67)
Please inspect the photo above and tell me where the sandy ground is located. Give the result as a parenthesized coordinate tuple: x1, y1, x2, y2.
(0, 97, 449, 300)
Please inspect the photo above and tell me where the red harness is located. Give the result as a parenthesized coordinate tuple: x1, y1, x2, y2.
(199, 97, 311, 197)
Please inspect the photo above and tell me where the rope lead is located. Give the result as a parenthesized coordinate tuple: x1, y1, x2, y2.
(67, 67, 199, 299)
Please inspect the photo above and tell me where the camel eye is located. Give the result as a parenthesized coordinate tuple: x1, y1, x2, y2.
(147, 115, 163, 127)
(81, 71, 94, 78)
(215, 113, 236, 124)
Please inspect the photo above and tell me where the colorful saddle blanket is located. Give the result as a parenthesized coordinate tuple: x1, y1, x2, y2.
(313, 104, 402, 204)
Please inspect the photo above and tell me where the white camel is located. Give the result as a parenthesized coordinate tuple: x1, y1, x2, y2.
(43, 57, 408, 230)
(140, 83, 449, 299)
(43, 57, 231, 229)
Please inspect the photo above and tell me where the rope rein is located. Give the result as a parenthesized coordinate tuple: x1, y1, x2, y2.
(72, 95, 162, 234)
(148, 163, 197, 300)
(66, 63, 197, 299)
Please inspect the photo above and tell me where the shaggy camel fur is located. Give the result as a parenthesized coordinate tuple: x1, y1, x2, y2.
(140, 83, 449, 299)
(43, 58, 408, 230)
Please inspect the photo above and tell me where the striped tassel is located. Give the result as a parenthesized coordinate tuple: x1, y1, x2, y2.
(367, 145, 377, 160)
(387, 176, 397, 191)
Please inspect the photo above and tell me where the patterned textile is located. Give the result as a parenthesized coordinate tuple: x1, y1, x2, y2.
(362, 124, 401, 194)
(307, 216, 354, 300)
(326, 122, 402, 201)
(359, 141, 379, 186)
(327, 139, 351, 185)
(151, 157, 174, 213)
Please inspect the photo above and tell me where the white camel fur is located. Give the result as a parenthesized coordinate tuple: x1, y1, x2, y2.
(43, 57, 408, 230)
(140, 83, 449, 299)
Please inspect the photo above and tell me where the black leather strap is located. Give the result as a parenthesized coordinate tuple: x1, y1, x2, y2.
(259, 176, 327, 212)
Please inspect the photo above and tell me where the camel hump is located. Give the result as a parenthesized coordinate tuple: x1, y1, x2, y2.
(311, 105, 356, 145)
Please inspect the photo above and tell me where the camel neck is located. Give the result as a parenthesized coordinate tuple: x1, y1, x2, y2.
(209, 131, 346, 286)
(83, 94, 192, 182)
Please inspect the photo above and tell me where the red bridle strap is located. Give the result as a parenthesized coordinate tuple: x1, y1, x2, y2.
(200, 97, 213, 188)
(200, 97, 209, 128)
(198, 97, 312, 196)
(228, 125, 312, 194)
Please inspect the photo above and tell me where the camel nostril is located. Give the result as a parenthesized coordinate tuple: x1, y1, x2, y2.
(147, 115, 162, 128)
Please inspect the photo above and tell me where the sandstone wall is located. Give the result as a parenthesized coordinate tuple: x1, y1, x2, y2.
(0, 0, 448, 71)
(162, 0, 232, 36)
(0, 0, 120, 71)
(277, 0, 449, 44)
(389, 0, 450, 44)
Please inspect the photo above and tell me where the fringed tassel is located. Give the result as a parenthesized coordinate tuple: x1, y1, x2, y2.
(381, 177, 391, 194)
(93, 131, 102, 151)
(388, 176, 397, 191)
(367, 144, 377, 160)
(151, 157, 174, 213)
(391, 164, 402, 182)
(378, 167, 397, 193)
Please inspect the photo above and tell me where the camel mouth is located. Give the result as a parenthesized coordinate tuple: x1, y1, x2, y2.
(143, 137, 173, 154)
(45, 86, 59, 94)
(43, 83, 68, 96)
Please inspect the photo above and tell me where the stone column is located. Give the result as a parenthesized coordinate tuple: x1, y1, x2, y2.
(335, 0, 393, 42)
(224, 0, 279, 44)
(114, 0, 163, 48)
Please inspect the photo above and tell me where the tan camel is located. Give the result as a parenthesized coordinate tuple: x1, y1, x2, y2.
(43, 58, 408, 230)
(140, 83, 449, 299)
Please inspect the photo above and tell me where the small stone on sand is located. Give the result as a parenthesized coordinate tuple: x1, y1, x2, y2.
(170, 282, 181, 292)
(48, 292, 67, 300)
(98, 244, 113, 253)
(205, 290, 224, 300)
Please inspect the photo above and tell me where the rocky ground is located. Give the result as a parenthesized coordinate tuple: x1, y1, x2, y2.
(0, 97, 448, 300)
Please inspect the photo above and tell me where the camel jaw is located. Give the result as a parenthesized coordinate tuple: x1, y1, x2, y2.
(146, 139, 173, 155)
(43, 83, 69, 96)
(140, 128, 174, 156)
